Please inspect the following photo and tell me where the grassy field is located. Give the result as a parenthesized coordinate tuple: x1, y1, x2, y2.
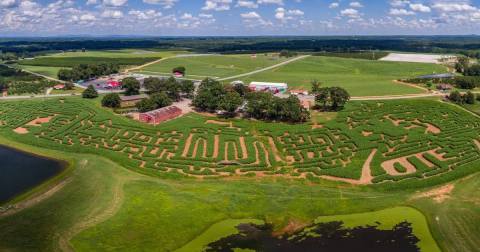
(0, 97, 479, 251)
(17, 50, 190, 71)
(240, 56, 447, 96)
(139, 54, 287, 79)
(17, 65, 67, 78)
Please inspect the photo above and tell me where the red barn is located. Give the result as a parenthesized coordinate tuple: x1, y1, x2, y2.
(139, 106, 182, 125)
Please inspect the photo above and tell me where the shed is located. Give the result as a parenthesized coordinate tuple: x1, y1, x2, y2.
(139, 106, 182, 125)
(120, 94, 149, 108)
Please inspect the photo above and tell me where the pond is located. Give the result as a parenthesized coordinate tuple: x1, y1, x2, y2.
(0, 145, 65, 204)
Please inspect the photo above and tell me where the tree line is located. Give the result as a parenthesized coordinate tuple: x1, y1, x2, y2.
(58, 63, 119, 82)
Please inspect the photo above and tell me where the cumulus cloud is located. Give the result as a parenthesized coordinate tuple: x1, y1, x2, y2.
(103, 0, 127, 7)
(202, 0, 232, 11)
(143, 0, 178, 9)
(236, 0, 258, 8)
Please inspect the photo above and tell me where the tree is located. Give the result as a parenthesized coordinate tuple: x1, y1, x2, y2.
(102, 93, 121, 108)
(314, 87, 350, 110)
(58, 69, 73, 81)
(172, 66, 186, 75)
(464, 64, 480, 76)
(136, 98, 156, 113)
(449, 90, 462, 103)
(426, 81, 433, 90)
(143, 77, 164, 94)
(282, 95, 310, 123)
(219, 91, 243, 117)
(150, 92, 172, 108)
(64, 82, 75, 90)
(232, 83, 250, 97)
(180, 80, 195, 98)
(122, 77, 141, 96)
(455, 57, 469, 74)
(164, 77, 181, 101)
(465, 91, 475, 104)
(82, 85, 98, 99)
(192, 78, 226, 111)
(311, 80, 322, 94)
(330, 87, 350, 109)
(455, 76, 480, 89)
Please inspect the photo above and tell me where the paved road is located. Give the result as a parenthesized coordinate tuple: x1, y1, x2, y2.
(218, 55, 311, 81)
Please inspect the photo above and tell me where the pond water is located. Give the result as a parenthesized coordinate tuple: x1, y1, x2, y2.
(0, 145, 65, 204)
(206, 221, 420, 252)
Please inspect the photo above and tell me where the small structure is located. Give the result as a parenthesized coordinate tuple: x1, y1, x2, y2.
(120, 94, 149, 108)
(173, 71, 184, 78)
(290, 89, 309, 96)
(249, 82, 288, 94)
(301, 100, 311, 111)
(105, 80, 121, 89)
(231, 80, 245, 86)
(436, 84, 454, 91)
(417, 73, 455, 79)
(139, 106, 182, 125)
(53, 84, 65, 90)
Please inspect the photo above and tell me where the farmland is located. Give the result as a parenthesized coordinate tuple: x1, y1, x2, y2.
(0, 97, 479, 251)
(138, 54, 287, 79)
(240, 56, 446, 96)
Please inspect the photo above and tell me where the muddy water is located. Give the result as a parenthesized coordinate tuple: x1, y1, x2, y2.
(206, 221, 420, 252)
(0, 145, 65, 203)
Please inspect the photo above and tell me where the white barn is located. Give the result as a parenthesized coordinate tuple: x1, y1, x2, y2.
(249, 82, 288, 93)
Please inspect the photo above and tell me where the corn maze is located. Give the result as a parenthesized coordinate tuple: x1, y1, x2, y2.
(1, 98, 479, 187)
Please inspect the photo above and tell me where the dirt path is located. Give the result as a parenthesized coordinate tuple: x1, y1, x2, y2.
(320, 149, 377, 185)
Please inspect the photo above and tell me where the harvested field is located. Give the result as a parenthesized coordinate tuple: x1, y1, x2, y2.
(380, 53, 453, 64)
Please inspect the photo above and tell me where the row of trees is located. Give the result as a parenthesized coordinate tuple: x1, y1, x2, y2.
(192, 78, 310, 123)
(58, 63, 119, 82)
(449, 90, 476, 105)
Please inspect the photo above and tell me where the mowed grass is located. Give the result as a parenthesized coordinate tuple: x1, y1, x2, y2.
(45, 49, 189, 59)
(17, 65, 67, 78)
(139, 54, 286, 79)
(241, 56, 447, 96)
(411, 172, 480, 252)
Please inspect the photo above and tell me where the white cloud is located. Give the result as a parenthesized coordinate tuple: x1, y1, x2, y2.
(389, 8, 415, 15)
(329, 2, 339, 9)
(241, 11, 260, 19)
(103, 0, 127, 7)
(236, 0, 257, 8)
(257, 0, 283, 5)
(143, 0, 178, 9)
(340, 8, 360, 18)
(202, 0, 232, 11)
(409, 3, 430, 13)
(432, 3, 477, 12)
(350, 2, 363, 8)
(0, 0, 17, 8)
(101, 10, 124, 18)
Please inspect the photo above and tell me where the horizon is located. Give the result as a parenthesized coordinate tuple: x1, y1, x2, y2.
(2, 0, 480, 36)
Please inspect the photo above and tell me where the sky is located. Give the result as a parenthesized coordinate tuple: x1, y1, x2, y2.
(1, 0, 480, 36)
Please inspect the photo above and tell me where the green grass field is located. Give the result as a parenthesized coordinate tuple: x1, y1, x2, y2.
(240, 56, 447, 96)
(139, 54, 286, 79)
(0, 97, 479, 251)
(45, 49, 189, 59)
(17, 65, 67, 78)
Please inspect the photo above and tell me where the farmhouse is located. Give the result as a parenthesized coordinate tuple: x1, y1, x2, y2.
(139, 106, 182, 125)
(249, 82, 288, 93)
(437, 84, 453, 91)
(120, 94, 148, 108)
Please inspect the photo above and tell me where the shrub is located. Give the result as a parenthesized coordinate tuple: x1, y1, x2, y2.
(102, 93, 121, 108)
(82, 85, 98, 99)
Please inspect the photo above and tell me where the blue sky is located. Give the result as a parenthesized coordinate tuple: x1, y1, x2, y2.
(1, 0, 480, 36)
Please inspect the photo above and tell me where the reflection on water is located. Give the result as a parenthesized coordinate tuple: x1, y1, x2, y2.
(206, 221, 420, 252)
(0, 145, 65, 203)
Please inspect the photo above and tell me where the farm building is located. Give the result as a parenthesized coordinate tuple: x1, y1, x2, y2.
(436, 84, 454, 91)
(290, 89, 309, 96)
(249, 82, 288, 93)
(139, 106, 182, 125)
(417, 73, 455, 79)
(53, 84, 65, 90)
(120, 94, 148, 108)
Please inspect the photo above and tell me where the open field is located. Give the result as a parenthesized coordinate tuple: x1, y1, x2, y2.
(16, 65, 67, 79)
(0, 97, 479, 251)
(240, 56, 446, 96)
(45, 49, 189, 59)
(380, 53, 454, 64)
(139, 54, 287, 79)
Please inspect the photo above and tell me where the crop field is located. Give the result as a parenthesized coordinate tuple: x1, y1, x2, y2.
(0, 97, 479, 251)
(240, 56, 447, 96)
(139, 54, 287, 79)
(44, 49, 189, 59)
(0, 98, 479, 190)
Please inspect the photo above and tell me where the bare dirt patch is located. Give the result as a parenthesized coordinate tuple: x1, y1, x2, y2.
(206, 120, 232, 127)
(425, 123, 441, 134)
(382, 158, 416, 176)
(413, 184, 455, 203)
(26, 116, 54, 127)
(362, 131, 373, 137)
(182, 134, 193, 157)
(380, 53, 454, 64)
(14, 127, 29, 134)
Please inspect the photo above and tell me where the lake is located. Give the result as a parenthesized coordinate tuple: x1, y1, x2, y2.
(0, 145, 65, 204)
